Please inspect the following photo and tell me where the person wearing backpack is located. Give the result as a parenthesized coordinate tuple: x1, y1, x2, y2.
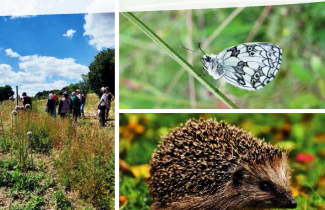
(79, 90, 87, 118)
(22, 92, 32, 110)
(46, 94, 55, 117)
(71, 92, 81, 122)
(50, 91, 58, 118)
(97, 87, 107, 127)
(58, 93, 72, 118)
(105, 87, 114, 120)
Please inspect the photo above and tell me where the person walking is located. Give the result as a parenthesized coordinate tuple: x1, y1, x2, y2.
(80, 90, 87, 118)
(105, 87, 114, 120)
(71, 92, 81, 122)
(50, 91, 58, 118)
(76, 89, 82, 118)
(97, 87, 107, 127)
(22, 92, 32, 110)
(46, 94, 55, 117)
(58, 92, 72, 118)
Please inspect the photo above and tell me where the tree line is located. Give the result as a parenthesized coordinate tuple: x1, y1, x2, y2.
(0, 48, 114, 101)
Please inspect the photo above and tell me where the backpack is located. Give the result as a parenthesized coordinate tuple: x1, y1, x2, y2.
(74, 96, 81, 108)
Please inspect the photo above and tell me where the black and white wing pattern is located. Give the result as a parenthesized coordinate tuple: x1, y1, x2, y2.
(216, 43, 282, 91)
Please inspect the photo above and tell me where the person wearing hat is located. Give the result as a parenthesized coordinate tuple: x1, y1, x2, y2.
(22, 92, 32, 110)
(46, 94, 55, 117)
(58, 92, 72, 118)
(97, 87, 107, 126)
(75, 89, 82, 118)
(50, 91, 58, 118)
(80, 90, 87, 118)
(71, 92, 81, 122)
(105, 87, 114, 120)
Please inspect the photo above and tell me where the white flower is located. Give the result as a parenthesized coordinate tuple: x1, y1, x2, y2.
(25, 104, 31, 110)
(12, 110, 17, 116)
(27, 131, 32, 139)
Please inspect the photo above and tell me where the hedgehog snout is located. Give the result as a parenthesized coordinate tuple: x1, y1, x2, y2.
(282, 193, 297, 209)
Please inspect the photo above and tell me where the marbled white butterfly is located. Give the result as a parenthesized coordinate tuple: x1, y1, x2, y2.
(200, 42, 282, 90)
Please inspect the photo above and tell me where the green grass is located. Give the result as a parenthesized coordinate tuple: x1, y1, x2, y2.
(120, 3, 325, 109)
(0, 94, 115, 209)
(119, 113, 325, 210)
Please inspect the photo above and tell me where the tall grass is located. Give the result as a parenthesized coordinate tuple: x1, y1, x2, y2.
(0, 94, 115, 209)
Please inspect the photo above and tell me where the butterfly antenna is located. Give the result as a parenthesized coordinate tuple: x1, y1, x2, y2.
(180, 46, 199, 53)
(198, 43, 208, 56)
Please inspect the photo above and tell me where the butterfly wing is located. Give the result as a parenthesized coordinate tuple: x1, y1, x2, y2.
(218, 42, 282, 91)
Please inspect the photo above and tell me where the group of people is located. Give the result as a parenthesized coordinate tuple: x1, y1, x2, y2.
(46, 88, 87, 122)
(21, 86, 114, 126)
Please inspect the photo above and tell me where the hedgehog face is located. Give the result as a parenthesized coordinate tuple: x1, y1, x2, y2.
(232, 159, 297, 209)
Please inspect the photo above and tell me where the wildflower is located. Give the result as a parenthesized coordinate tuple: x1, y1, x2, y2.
(296, 153, 314, 163)
(27, 131, 32, 139)
(25, 104, 31, 110)
(11, 110, 17, 116)
(119, 195, 127, 203)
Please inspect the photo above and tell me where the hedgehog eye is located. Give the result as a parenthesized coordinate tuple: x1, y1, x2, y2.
(259, 181, 273, 191)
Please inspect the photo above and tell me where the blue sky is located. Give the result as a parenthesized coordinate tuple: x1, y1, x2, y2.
(0, 13, 115, 96)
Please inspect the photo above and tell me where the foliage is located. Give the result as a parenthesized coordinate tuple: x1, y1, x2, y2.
(0, 85, 14, 102)
(0, 93, 115, 209)
(120, 3, 325, 109)
(53, 190, 72, 210)
(119, 113, 325, 209)
(88, 48, 115, 96)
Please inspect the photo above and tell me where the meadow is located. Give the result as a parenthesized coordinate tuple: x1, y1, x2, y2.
(0, 94, 115, 210)
(120, 2, 325, 109)
(119, 113, 325, 210)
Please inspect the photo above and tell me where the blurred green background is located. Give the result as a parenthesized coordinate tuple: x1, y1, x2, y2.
(119, 113, 325, 209)
(120, 2, 325, 109)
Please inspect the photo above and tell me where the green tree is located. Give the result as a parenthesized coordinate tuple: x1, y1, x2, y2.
(0, 85, 14, 102)
(88, 48, 115, 96)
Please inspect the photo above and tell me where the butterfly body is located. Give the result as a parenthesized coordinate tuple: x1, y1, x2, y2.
(201, 42, 282, 91)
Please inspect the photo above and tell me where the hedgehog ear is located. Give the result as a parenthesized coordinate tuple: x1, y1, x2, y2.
(233, 168, 246, 187)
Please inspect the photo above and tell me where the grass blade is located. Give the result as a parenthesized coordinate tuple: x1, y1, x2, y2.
(121, 12, 240, 109)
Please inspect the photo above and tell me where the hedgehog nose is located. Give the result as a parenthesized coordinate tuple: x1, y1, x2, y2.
(285, 197, 297, 209)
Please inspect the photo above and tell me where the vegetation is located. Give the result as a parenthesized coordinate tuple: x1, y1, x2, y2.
(0, 94, 115, 209)
(119, 2, 325, 109)
(0, 86, 14, 103)
(88, 49, 115, 96)
(119, 113, 325, 210)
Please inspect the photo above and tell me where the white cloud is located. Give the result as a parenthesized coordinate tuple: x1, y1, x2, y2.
(83, 13, 115, 50)
(10, 15, 35, 19)
(18, 55, 89, 80)
(63, 29, 76, 38)
(5, 48, 20, 57)
(0, 64, 44, 85)
(3, 49, 89, 80)
(0, 49, 89, 96)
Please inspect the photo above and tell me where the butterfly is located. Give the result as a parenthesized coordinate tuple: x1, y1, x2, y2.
(200, 42, 282, 91)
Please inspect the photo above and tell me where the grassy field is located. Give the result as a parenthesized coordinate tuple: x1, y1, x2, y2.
(0, 94, 115, 210)
(120, 2, 325, 109)
(119, 113, 325, 210)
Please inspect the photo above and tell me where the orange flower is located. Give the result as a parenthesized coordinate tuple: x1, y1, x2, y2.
(119, 195, 127, 203)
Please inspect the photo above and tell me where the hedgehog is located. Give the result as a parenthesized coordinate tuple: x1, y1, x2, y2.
(149, 119, 297, 210)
